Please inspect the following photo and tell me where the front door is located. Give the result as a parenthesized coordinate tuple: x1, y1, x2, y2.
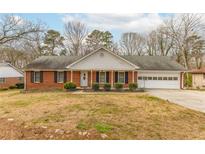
(80, 71, 88, 87)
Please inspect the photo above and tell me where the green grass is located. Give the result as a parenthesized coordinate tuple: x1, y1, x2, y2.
(76, 121, 89, 130)
(95, 122, 113, 133)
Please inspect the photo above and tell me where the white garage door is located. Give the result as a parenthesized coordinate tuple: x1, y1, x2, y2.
(137, 71, 181, 89)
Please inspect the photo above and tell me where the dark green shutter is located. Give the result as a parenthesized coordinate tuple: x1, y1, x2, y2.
(54, 71, 57, 83)
(31, 71, 34, 83)
(115, 72, 118, 83)
(125, 72, 128, 84)
(40, 71, 43, 83)
(64, 71, 67, 83)
(106, 72, 109, 83)
(96, 71, 99, 83)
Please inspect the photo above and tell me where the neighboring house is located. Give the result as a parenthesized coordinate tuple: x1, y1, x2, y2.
(24, 47, 186, 90)
(191, 67, 205, 89)
(0, 62, 24, 89)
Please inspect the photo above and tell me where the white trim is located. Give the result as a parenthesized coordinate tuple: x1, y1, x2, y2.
(70, 70, 73, 82)
(118, 71, 125, 84)
(7, 63, 24, 76)
(138, 70, 185, 73)
(99, 71, 107, 84)
(66, 47, 139, 69)
(0, 77, 5, 83)
(34, 71, 40, 83)
(57, 71, 64, 83)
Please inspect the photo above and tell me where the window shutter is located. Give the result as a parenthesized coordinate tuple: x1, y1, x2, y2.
(96, 71, 99, 83)
(31, 71, 34, 83)
(40, 71, 43, 83)
(125, 72, 128, 84)
(64, 71, 67, 83)
(115, 72, 118, 83)
(54, 71, 57, 83)
(106, 72, 109, 83)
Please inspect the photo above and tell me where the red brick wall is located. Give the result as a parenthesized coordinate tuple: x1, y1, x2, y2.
(72, 71, 80, 87)
(25, 70, 138, 90)
(0, 77, 23, 89)
(25, 71, 64, 90)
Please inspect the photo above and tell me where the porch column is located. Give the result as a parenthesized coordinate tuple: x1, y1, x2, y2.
(132, 70, 134, 83)
(111, 70, 114, 88)
(71, 70, 73, 82)
(91, 70, 93, 87)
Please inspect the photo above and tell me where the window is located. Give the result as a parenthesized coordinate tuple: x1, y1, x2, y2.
(143, 76, 147, 80)
(34, 72, 40, 83)
(153, 77, 157, 80)
(163, 77, 168, 80)
(173, 77, 178, 80)
(138, 76, 142, 80)
(158, 77, 162, 80)
(118, 72, 125, 83)
(148, 77, 152, 80)
(0, 78, 5, 83)
(168, 77, 173, 80)
(99, 72, 106, 83)
(57, 72, 64, 83)
(19, 77, 23, 82)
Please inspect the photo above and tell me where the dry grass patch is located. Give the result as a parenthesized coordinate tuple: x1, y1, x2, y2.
(0, 90, 205, 139)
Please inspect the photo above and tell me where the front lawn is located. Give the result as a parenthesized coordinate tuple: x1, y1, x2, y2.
(0, 90, 205, 139)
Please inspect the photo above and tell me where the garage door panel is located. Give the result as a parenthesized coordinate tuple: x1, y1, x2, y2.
(138, 71, 180, 89)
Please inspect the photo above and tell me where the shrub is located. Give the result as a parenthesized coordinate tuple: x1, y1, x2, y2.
(103, 83, 111, 91)
(129, 83, 138, 91)
(92, 83, 99, 91)
(184, 73, 192, 87)
(114, 83, 123, 91)
(9, 85, 17, 89)
(16, 83, 24, 89)
(0, 88, 8, 91)
(64, 82, 76, 90)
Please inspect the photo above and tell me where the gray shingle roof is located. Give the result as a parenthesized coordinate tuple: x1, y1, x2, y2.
(24, 56, 82, 69)
(121, 55, 185, 71)
(25, 55, 185, 71)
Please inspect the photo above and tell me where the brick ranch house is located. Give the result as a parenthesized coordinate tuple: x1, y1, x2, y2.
(0, 62, 24, 89)
(24, 47, 186, 90)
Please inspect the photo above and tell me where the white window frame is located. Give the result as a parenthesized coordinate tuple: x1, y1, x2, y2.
(118, 71, 125, 83)
(57, 71, 64, 83)
(173, 77, 178, 80)
(34, 71, 40, 83)
(99, 71, 106, 84)
(153, 77, 157, 80)
(138, 76, 142, 80)
(0, 78, 5, 84)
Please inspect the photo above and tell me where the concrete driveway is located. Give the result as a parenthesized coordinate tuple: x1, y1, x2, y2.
(148, 90, 205, 113)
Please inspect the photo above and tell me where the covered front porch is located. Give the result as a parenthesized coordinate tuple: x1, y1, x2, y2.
(69, 70, 138, 88)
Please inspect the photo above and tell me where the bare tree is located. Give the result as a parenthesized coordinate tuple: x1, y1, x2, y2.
(146, 31, 158, 56)
(120, 32, 146, 56)
(0, 15, 43, 46)
(64, 21, 87, 55)
(167, 14, 205, 69)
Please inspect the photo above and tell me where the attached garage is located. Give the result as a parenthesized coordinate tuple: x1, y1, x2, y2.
(137, 71, 181, 89)
(122, 56, 186, 89)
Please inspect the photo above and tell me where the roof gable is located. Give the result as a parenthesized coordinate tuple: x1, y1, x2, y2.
(0, 63, 23, 78)
(67, 47, 139, 70)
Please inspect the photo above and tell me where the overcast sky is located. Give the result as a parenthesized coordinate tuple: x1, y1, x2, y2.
(0, 13, 174, 41)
